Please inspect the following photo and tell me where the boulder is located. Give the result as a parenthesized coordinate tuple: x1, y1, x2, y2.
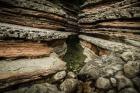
(79, 54, 124, 80)
(132, 77, 140, 92)
(115, 74, 133, 90)
(60, 79, 79, 93)
(52, 71, 66, 82)
(124, 60, 140, 78)
(95, 77, 111, 89)
(121, 51, 140, 62)
(119, 88, 138, 93)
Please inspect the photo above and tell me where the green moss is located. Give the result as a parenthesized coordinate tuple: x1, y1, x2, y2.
(63, 35, 86, 73)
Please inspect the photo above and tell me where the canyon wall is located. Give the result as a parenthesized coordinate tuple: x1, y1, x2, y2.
(0, 0, 140, 93)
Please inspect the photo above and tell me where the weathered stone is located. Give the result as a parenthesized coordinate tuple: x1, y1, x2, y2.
(110, 78, 117, 87)
(0, 23, 75, 41)
(115, 74, 133, 90)
(0, 53, 66, 89)
(60, 79, 79, 93)
(79, 35, 138, 53)
(52, 71, 66, 82)
(107, 90, 117, 93)
(125, 39, 140, 47)
(52, 41, 67, 57)
(4, 83, 64, 93)
(0, 0, 66, 16)
(124, 61, 140, 78)
(121, 51, 140, 62)
(95, 77, 111, 89)
(82, 45, 98, 63)
(67, 72, 76, 79)
(82, 81, 95, 93)
(79, 54, 124, 80)
(119, 88, 138, 93)
(132, 77, 140, 92)
(0, 41, 53, 58)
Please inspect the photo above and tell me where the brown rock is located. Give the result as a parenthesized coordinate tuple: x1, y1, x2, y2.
(0, 41, 52, 58)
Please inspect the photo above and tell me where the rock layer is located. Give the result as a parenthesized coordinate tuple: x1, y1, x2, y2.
(0, 53, 66, 89)
(79, 0, 140, 47)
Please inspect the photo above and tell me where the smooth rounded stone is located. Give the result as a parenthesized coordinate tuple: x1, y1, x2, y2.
(110, 78, 117, 87)
(121, 51, 140, 62)
(124, 60, 140, 78)
(95, 77, 111, 89)
(132, 77, 140, 91)
(115, 75, 133, 90)
(52, 71, 66, 82)
(67, 72, 76, 78)
(107, 90, 117, 93)
(60, 79, 79, 93)
(119, 88, 138, 93)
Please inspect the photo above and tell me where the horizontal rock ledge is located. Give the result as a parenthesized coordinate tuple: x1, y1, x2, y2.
(0, 41, 53, 58)
(79, 35, 139, 53)
(0, 53, 66, 89)
(0, 22, 76, 41)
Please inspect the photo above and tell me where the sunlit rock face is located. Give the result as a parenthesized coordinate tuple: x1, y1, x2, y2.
(0, 0, 140, 93)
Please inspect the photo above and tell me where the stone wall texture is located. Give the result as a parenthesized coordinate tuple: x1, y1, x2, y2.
(0, 0, 140, 93)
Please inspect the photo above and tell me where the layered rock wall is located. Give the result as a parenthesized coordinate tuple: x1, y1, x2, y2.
(0, 0, 140, 93)
(79, 0, 140, 47)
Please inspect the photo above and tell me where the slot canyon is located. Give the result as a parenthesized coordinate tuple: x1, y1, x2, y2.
(0, 0, 140, 93)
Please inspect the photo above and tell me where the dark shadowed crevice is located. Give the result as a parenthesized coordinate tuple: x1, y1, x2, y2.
(63, 35, 86, 73)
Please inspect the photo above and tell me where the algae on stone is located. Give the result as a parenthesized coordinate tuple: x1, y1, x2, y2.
(63, 35, 86, 73)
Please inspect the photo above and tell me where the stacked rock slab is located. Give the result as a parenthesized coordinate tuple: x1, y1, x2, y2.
(0, 0, 140, 93)
(78, 0, 140, 93)
(79, 0, 140, 47)
(0, 0, 77, 91)
(0, 0, 79, 31)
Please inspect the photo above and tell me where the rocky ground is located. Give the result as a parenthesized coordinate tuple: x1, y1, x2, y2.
(0, 0, 140, 93)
